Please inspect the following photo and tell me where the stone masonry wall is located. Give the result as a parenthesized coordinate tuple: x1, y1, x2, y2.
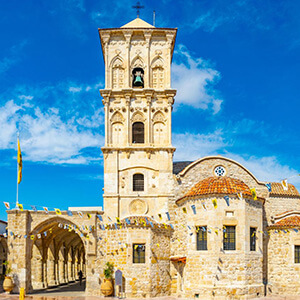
(267, 229, 300, 296)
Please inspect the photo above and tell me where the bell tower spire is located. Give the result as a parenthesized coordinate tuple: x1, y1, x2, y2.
(98, 19, 177, 218)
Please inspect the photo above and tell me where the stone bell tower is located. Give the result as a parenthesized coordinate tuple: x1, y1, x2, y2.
(99, 17, 177, 219)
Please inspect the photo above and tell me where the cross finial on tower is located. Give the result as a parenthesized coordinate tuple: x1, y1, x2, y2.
(132, 1, 144, 18)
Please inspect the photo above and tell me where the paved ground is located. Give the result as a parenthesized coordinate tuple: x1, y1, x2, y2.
(0, 280, 300, 300)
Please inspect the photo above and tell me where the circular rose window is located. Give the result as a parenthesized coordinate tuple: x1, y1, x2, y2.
(214, 165, 226, 177)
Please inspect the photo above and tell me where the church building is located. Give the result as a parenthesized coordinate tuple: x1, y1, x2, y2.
(5, 17, 300, 299)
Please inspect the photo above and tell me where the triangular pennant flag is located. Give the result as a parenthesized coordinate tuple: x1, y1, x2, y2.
(158, 213, 162, 219)
(43, 207, 49, 214)
(281, 179, 288, 191)
(182, 207, 187, 214)
(116, 217, 121, 224)
(250, 188, 257, 200)
(78, 211, 83, 218)
(224, 196, 230, 206)
(125, 218, 131, 225)
(265, 183, 272, 192)
(165, 212, 170, 221)
(191, 204, 196, 214)
(55, 208, 62, 215)
(201, 201, 207, 210)
(31, 205, 37, 212)
(114, 223, 118, 229)
(17, 203, 24, 211)
(67, 210, 73, 216)
(107, 216, 112, 222)
(30, 235, 34, 240)
(87, 213, 91, 219)
(149, 221, 154, 228)
(3, 202, 10, 209)
(212, 199, 217, 209)
(97, 214, 103, 221)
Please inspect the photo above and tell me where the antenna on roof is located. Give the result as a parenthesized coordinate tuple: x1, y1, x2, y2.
(153, 10, 156, 26)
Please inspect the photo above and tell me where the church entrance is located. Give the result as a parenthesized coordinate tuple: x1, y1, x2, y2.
(29, 217, 86, 293)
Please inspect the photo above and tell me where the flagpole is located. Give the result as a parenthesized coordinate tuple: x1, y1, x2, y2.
(16, 131, 19, 208)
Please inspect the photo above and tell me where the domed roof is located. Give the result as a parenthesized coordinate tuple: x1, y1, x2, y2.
(181, 176, 252, 200)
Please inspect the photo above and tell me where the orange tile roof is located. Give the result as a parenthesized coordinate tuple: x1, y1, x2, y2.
(270, 182, 300, 198)
(271, 215, 300, 228)
(181, 176, 252, 200)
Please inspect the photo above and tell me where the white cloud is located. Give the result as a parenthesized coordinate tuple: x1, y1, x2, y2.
(172, 45, 223, 113)
(227, 154, 300, 187)
(0, 98, 104, 165)
(173, 130, 300, 189)
(0, 100, 22, 149)
(69, 86, 82, 93)
(173, 130, 225, 161)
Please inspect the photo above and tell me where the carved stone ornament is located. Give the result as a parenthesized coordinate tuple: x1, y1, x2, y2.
(132, 111, 145, 123)
(111, 112, 124, 124)
(151, 57, 164, 68)
(129, 199, 148, 215)
(152, 111, 165, 123)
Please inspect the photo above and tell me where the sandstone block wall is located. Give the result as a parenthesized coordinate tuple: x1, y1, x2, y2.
(267, 229, 300, 296)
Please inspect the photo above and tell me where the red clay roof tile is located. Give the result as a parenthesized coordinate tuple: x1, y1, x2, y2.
(271, 215, 300, 227)
(181, 176, 252, 200)
(270, 182, 300, 198)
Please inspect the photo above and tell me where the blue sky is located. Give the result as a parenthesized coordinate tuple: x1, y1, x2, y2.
(1, 0, 300, 221)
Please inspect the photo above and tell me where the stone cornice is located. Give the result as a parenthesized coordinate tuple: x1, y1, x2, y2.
(100, 88, 176, 99)
(101, 146, 175, 153)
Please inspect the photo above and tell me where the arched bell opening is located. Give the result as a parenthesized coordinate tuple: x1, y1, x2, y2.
(132, 67, 144, 88)
(29, 218, 86, 293)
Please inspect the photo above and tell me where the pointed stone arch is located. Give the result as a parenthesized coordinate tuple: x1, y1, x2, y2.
(111, 112, 125, 145)
(152, 111, 165, 124)
(110, 55, 125, 89)
(151, 56, 165, 89)
(131, 55, 145, 69)
(132, 111, 146, 123)
(152, 111, 166, 145)
(111, 111, 124, 124)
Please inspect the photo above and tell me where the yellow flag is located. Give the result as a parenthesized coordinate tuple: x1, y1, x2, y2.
(55, 208, 61, 215)
(250, 188, 257, 200)
(87, 213, 91, 219)
(182, 207, 187, 213)
(17, 138, 22, 184)
(17, 203, 24, 211)
(212, 198, 217, 209)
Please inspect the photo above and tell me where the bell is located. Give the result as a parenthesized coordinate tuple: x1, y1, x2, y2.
(134, 75, 143, 86)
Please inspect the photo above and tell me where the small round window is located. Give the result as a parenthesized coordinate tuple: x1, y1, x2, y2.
(214, 165, 226, 177)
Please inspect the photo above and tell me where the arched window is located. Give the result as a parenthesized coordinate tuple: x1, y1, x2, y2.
(132, 122, 144, 144)
(132, 67, 144, 88)
(133, 174, 144, 191)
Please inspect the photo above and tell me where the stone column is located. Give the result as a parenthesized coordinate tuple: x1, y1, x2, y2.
(47, 259, 56, 286)
(43, 260, 48, 288)
(58, 259, 65, 284)
(68, 259, 72, 282)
